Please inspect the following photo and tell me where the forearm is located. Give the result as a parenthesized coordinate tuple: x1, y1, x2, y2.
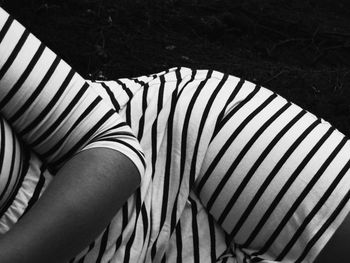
(0, 147, 140, 263)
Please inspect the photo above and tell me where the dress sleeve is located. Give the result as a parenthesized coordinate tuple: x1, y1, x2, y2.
(0, 7, 145, 175)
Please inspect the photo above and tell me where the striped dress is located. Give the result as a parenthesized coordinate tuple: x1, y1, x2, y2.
(1, 6, 350, 263)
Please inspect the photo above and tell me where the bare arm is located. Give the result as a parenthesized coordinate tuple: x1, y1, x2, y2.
(0, 147, 140, 263)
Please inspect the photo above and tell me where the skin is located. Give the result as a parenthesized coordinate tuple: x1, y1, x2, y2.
(0, 147, 141, 263)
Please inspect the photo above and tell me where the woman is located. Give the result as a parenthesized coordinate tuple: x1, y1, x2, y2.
(0, 6, 349, 263)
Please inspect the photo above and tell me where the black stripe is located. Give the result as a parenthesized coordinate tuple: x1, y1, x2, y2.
(151, 231, 157, 260)
(169, 67, 190, 235)
(148, 72, 170, 260)
(123, 189, 142, 263)
(137, 84, 149, 141)
(208, 214, 217, 262)
(0, 29, 30, 80)
(125, 100, 132, 126)
(115, 79, 133, 99)
(0, 43, 45, 111)
(0, 15, 14, 44)
(217, 102, 293, 226)
(101, 82, 120, 111)
(176, 220, 183, 263)
(123, 223, 133, 262)
(96, 224, 110, 263)
(163, 80, 180, 235)
(78, 241, 95, 263)
(0, 118, 5, 182)
(158, 74, 170, 229)
(205, 90, 276, 211)
(141, 203, 149, 243)
(114, 202, 128, 252)
(148, 74, 166, 222)
(276, 136, 349, 261)
(296, 183, 350, 262)
(195, 85, 261, 195)
(132, 78, 146, 86)
(9, 55, 61, 123)
(157, 75, 165, 114)
(147, 77, 169, 253)
(252, 126, 336, 257)
(135, 188, 142, 223)
(190, 198, 200, 263)
(18, 68, 75, 136)
(211, 78, 245, 139)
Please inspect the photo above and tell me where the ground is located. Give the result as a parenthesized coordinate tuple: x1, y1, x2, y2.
(3, 0, 350, 134)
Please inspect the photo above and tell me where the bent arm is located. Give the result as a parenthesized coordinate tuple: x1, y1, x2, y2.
(0, 147, 140, 263)
(0, 6, 145, 262)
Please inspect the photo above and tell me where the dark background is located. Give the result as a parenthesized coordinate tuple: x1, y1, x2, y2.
(3, 0, 350, 134)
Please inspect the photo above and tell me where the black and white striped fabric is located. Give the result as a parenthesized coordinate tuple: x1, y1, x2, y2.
(0, 7, 145, 234)
(1, 6, 350, 263)
(88, 68, 350, 263)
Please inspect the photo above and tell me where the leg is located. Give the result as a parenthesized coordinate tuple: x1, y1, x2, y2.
(195, 83, 350, 262)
